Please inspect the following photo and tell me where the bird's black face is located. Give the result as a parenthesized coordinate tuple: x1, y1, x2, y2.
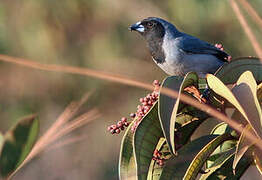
(129, 18, 165, 40)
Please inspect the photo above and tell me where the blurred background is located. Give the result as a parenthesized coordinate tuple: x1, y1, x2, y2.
(0, 0, 261, 179)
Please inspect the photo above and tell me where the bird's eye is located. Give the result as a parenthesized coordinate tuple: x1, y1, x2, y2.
(147, 22, 154, 28)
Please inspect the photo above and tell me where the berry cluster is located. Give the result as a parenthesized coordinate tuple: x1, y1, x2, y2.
(131, 80, 160, 132)
(107, 80, 160, 135)
(152, 149, 165, 166)
(107, 117, 130, 134)
(215, 43, 232, 61)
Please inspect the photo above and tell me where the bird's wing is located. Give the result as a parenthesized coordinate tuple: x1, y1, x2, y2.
(177, 34, 229, 62)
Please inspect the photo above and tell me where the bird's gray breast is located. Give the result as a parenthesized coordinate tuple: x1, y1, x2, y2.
(147, 37, 166, 64)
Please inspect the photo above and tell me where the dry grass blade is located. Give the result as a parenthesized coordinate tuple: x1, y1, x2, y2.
(1, 54, 262, 169)
(34, 93, 92, 154)
(40, 109, 100, 150)
(7, 94, 99, 179)
(230, 0, 262, 60)
(239, 0, 262, 30)
(45, 135, 88, 153)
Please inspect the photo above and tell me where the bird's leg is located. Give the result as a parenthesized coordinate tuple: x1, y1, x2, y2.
(184, 86, 207, 103)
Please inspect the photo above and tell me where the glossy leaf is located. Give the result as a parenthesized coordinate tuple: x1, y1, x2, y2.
(207, 123, 237, 168)
(0, 115, 39, 177)
(206, 147, 236, 169)
(206, 74, 249, 122)
(233, 124, 255, 172)
(253, 148, 262, 175)
(134, 102, 164, 180)
(119, 120, 136, 180)
(257, 83, 262, 103)
(175, 115, 206, 147)
(159, 134, 232, 180)
(232, 71, 262, 138)
(203, 151, 252, 179)
(0, 133, 4, 154)
(158, 76, 184, 154)
(215, 57, 262, 85)
(147, 138, 167, 180)
(170, 72, 199, 154)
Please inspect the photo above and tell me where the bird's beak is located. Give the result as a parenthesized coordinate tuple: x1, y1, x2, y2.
(129, 22, 145, 33)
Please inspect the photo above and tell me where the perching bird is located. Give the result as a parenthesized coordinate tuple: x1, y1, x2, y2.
(129, 17, 230, 77)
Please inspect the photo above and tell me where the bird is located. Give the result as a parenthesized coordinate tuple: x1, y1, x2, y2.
(129, 17, 230, 77)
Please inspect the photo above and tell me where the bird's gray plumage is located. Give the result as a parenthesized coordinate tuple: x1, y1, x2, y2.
(130, 17, 229, 77)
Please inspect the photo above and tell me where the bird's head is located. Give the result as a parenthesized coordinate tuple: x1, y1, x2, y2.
(129, 17, 167, 40)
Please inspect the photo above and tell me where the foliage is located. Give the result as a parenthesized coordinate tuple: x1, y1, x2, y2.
(119, 57, 262, 179)
(0, 115, 39, 178)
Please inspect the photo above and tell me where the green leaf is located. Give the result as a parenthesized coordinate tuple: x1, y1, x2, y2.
(158, 76, 184, 154)
(233, 124, 255, 172)
(253, 148, 262, 175)
(215, 57, 262, 85)
(206, 74, 249, 122)
(119, 120, 136, 180)
(207, 123, 237, 168)
(147, 138, 167, 180)
(257, 83, 262, 103)
(206, 147, 236, 169)
(232, 71, 262, 138)
(160, 134, 232, 180)
(134, 102, 164, 180)
(175, 114, 206, 147)
(170, 72, 199, 154)
(0, 115, 39, 177)
(202, 150, 253, 179)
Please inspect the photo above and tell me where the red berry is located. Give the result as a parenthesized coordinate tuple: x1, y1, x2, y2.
(107, 126, 112, 131)
(115, 129, 121, 134)
(121, 117, 127, 122)
(124, 122, 129, 127)
(158, 160, 164, 166)
(142, 102, 147, 106)
(153, 80, 159, 86)
(110, 129, 115, 134)
(111, 125, 117, 130)
(117, 121, 123, 128)
(130, 113, 136, 118)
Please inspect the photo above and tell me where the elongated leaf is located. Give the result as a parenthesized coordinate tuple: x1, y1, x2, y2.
(0, 115, 39, 177)
(119, 120, 136, 180)
(215, 57, 262, 85)
(258, 83, 262, 103)
(207, 123, 237, 168)
(203, 150, 252, 179)
(233, 124, 255, 172)
(184, 134, 233, 180)
(158, 76, 184, 154)
(206, 74, 249, 122)
(253, 148, 262, 175)
(200, 149, 252, 180)
(134, 102, 164, 180)
(207, 147, 236, 169)
(170, 72, 199, 154)
(175, 116, 205, 147)
(159, 134, 232, 180)
(232, 71, 262, 138)
(0, 133, 4, 155)
(147, 138, 167, 180)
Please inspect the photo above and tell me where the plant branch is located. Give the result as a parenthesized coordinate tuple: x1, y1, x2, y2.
(0, 54, 261, 154)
